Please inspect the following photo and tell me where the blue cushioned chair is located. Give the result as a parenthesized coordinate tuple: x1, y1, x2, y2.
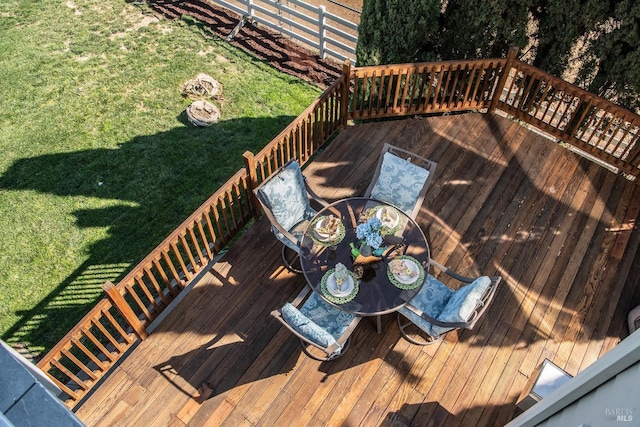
(364, 143, 438, 220)
(397, 258, 501, 345)
(254, 160, 329, 273)
(272, 286, 361, 361)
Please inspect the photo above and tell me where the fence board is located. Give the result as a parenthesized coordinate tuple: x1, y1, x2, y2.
(208, 0, 358, 62)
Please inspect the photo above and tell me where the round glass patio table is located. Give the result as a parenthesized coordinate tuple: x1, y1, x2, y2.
(299, 197, 430, 320)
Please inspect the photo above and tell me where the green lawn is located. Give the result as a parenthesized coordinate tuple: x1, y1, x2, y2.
(0, 0, 321, 356)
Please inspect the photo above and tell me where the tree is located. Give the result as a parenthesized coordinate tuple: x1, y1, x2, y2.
(357, 0, 530, 65)
(531, 0, 609, 78)
(356, 0, 440, 66)
(578, 0, 640, 110)
(355, 0, 640, 110)
(438, 0, 530, 60)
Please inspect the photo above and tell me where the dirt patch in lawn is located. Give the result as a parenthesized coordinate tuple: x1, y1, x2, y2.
(145, 0, 344, 89)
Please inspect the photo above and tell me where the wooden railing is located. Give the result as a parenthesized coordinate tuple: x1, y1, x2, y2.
(245, 63, 350, 184)
(36, 169, 256, 408)
(35, 298, 136, 406)
(35, 64, 350, 410)
(492, 48, 640, 178)
(346, 49, 640, 178)
(348, 59, 507, 120)
(35, 51, 640, 410)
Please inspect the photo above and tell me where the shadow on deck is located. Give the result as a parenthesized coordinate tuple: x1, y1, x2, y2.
(75, 112, 640, 426)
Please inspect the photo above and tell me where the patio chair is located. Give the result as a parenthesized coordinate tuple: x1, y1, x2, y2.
(364, 143, 437, 219)
(254, 159, 329, 273)
(397, 258, 501, 345)
(272, 285, 361, 361)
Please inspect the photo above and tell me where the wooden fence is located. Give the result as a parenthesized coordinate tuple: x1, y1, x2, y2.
(345, 48, 640, 178)
(212, 0, 358, 62)
(35, 52, 640, 410)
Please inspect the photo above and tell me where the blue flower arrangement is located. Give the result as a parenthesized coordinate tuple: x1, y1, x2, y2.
(356, 217, 383, 249)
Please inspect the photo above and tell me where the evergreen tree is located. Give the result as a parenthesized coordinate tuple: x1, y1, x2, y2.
(439, 0, 530, 60)
(354, 0, 640, 110)
(578, 0, 640, 110)
(531, 0, 609, 78)
(356, 0, 440, 66)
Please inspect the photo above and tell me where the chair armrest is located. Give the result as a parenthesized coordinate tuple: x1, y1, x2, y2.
(303, 177, 330, 208)
(467, 276, 501, 328)
(429, 258, 478, 284)
(271, 308, 330, 351)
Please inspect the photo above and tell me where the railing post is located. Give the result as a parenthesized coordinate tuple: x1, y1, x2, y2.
(489, 46, 519, 112)
(247, 0, 254, 19)
(103, 281, 149, 340)
(243, 150, 262, 218)
(341, 60, 351, 127)
(276, 0, 283, 27)
(318, 6, 326, 60)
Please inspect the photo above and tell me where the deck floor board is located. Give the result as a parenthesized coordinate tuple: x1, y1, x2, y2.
(75, 112, 640, 426)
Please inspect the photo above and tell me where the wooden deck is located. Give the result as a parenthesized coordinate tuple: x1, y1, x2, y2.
(75, 112, 640, 426)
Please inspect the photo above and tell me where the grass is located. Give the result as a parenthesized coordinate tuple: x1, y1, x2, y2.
(0, 0, 321, 356)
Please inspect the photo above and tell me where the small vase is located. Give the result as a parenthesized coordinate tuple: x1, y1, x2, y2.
(359, 243, 373, 257)
(372, 246, 388, 257)
(349, 242, 361, 258)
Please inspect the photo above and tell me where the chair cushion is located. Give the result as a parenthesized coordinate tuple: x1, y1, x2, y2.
(300, 292, 357, 339)
(258, 161, 314, 232)
(432, 276, 491, 336)
(397, 274, 454, 338)
(281, 302, 339, 350)
(370, 152, 430, 216)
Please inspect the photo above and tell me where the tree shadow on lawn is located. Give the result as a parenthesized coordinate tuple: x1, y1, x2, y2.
(0, 114, 296, 356)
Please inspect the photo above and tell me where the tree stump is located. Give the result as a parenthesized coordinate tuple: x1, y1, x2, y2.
(186, 100, 221, 127)
(181, 73, 223, 100)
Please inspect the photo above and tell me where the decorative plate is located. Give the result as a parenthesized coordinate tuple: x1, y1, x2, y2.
(325, 272, 355, 297)
(321, 268, 359, 303)
(368, 205, 403, 235)
(387, 255, 425, 290)
(310, 215, 345, 246)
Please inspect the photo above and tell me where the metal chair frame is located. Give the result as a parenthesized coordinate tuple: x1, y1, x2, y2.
(271, 286, 361, 361)
(397, 258, 501, 346)
(253, 159, 329, 273)
(364, 143, 438, 220)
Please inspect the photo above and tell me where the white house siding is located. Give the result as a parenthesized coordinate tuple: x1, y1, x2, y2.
(536, 362, 639, 426)
(506, 329, 640, 427)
